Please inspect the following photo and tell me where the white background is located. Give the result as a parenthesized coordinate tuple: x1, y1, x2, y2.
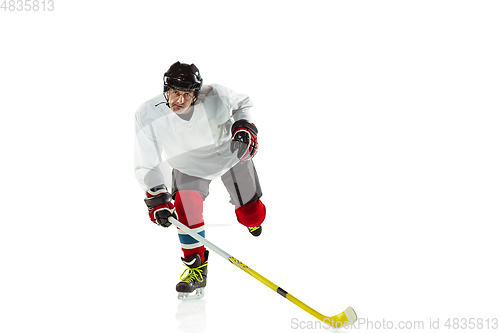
(1, 1, 499, 332)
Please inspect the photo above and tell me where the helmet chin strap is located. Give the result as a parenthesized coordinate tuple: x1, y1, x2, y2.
(163, 92, 170, 108)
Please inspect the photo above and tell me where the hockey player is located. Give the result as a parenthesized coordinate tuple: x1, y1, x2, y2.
(134, 61, 266, 299)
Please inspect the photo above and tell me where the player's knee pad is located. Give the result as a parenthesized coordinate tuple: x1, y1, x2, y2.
(235, 199, 266, 228)
(174, 190, 204, 228)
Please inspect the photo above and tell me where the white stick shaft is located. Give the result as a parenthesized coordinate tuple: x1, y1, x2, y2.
(168, 216, 233, 262)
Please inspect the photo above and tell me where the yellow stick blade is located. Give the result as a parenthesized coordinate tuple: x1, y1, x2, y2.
(324, 306, 358, 328)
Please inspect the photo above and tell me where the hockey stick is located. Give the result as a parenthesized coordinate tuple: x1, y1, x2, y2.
(168, 216, 357, 328)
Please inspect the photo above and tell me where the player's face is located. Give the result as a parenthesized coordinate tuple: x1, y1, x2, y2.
(167, 89, 195, 114)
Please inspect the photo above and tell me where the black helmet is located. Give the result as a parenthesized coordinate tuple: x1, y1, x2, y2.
(163, 61, 203, 93)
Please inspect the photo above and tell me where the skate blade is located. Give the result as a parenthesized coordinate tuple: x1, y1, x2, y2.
(178, 287, 205, 300)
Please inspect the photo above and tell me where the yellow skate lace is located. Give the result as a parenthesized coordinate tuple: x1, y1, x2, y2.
(179, 262, 208, 283)
(249, 226, 260, 232)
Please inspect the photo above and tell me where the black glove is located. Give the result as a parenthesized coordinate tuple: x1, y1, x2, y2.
(230, 120, 258, 162)
(144, 185, 177, 227)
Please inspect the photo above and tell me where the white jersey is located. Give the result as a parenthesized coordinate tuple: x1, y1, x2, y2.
(134, 84, 254, 191)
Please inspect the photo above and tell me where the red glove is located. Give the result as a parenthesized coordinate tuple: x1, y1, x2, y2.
(230, 120, 258, 162)
(144, 185, 177, 227)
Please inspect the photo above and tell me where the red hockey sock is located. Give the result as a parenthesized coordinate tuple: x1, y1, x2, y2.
(174, 190, 206, 263)
(235, 199, 266, 228)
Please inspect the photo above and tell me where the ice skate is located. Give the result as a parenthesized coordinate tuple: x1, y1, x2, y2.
(248, 225, 262, 237)
(176, 251, 209, 300)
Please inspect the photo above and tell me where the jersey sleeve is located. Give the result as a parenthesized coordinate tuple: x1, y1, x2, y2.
(208, 84, 254, 124)
(134, 106, 168, 191)
(229, 89, 254, 123)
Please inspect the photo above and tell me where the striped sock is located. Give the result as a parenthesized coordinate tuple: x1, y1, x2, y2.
(177, 225, 206, 262)
(174, 190, 206, 263)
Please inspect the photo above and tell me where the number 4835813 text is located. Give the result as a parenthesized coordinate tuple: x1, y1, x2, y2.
(1, 0, 54, 11)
